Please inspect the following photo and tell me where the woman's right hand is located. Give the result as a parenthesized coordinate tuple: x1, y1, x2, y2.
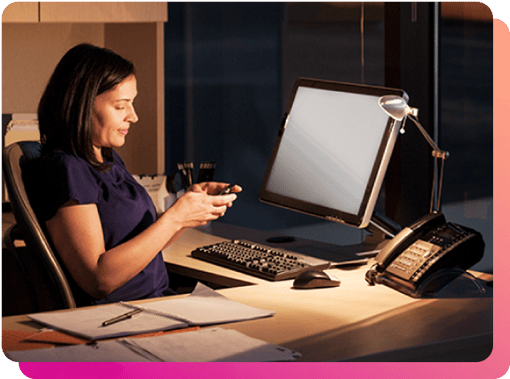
(165, 184, 238, 229)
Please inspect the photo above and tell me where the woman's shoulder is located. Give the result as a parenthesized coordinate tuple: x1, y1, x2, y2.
(34, 149, 131, 180)
(40, 150, 95, 170)
(23, 151, 101, 221)
(33, 151, 100, 183)
(52, 150, 86, 163)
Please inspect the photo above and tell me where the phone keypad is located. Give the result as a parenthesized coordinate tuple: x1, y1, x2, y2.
(387, 240, 441, 280)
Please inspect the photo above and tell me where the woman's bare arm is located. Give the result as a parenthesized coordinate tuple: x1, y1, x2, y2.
(46, 183, 238, 299)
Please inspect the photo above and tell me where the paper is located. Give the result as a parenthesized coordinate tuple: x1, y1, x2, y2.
(137, 282, 276, 325)
(27, 283, 275, 341)
(128, 328, 301, 362)
(6, 328, 301, 362)
(6, 340, 149, 362)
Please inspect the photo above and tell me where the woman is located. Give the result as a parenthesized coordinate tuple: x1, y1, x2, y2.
(24, 44, 240, 305)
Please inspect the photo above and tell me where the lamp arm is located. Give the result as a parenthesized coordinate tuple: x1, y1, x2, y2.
(378, 96, 450, 213)
(407, 113, 449, 213)
(407, 114, 449, 159)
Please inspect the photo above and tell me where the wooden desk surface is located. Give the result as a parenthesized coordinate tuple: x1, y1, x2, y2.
(214, 269, 493, 361)
(2, 223, 493, 362)
(2, 266, 493, 361)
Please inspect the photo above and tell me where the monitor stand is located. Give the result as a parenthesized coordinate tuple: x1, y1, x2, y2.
(283, 211, 401, 263)
(365, 210, 401, 244)
(341, 210, 401, 256)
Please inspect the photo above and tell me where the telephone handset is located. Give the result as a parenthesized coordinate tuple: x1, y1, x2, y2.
(365, 212, 485, 297)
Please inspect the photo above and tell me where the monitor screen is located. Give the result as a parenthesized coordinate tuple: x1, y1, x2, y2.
(259, 78, 408, 229)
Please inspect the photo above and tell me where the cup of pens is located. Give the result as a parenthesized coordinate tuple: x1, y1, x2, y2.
(177, 161, 216, 190)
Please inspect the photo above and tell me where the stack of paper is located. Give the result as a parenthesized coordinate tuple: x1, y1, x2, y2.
(6, 328, 301, 362)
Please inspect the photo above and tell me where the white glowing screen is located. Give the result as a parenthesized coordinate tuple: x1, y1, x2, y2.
(265, 86, 389, 216)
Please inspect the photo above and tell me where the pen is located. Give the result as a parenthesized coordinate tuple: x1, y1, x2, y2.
(177, 163, 190, 189)
(184, 162, 194, 187)
(101, 308, 142, 327)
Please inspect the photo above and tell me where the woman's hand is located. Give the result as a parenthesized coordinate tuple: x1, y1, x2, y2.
(191, 182, 242, 197)
(190, 182, 242, 208)
(166, 182, 241, 229)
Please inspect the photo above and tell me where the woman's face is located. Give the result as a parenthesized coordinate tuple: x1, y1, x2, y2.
(91, 74, 138, 160)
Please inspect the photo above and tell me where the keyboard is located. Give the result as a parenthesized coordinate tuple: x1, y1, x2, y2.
(191, 239, 331, 281)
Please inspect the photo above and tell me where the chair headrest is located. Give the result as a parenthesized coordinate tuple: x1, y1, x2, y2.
(18, 141, 42, 163)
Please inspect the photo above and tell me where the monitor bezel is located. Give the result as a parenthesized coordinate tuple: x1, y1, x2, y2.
(258, 78, 408, 229)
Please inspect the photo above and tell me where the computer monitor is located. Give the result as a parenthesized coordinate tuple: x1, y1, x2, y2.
(259, 78, 408, 233)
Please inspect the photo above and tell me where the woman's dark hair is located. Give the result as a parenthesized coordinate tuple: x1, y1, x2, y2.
(38, 43, 135, 171)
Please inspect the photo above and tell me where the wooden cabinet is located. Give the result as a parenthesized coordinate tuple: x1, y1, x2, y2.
(39, 2, 167, 23)
(2, 2, 167, 174)
(3, 2, 167, 23)
(2, 2, 39, 22)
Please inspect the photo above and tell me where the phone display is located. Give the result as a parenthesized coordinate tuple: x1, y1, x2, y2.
(220, 184, 234, 195)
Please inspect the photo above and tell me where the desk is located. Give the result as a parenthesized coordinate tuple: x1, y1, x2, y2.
(2, 223, 493, 362)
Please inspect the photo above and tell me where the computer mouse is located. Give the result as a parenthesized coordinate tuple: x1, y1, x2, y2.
(292, 270, 341, 289)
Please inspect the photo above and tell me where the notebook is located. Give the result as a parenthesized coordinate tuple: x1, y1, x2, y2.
(28, 283, 275, 341)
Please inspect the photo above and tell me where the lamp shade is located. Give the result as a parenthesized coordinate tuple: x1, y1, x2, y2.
(378, 95, 410, 121)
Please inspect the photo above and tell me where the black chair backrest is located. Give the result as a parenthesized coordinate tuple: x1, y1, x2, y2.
(3, 141, 76, 310)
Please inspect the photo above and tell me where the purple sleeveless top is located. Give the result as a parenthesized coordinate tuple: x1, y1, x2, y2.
(24, 150, 170, 305)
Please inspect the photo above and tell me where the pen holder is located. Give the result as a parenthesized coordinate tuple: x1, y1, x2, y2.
(177, 161, 216, 189)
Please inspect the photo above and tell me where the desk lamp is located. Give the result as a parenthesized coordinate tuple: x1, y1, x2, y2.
(378, 95, 449, 213)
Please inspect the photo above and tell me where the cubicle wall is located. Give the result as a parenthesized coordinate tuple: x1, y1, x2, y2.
(2, 2, 167, 175)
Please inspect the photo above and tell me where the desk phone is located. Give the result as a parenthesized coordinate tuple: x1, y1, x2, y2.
(365, 212, 485, 297)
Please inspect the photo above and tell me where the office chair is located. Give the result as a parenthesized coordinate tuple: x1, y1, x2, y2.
(3, 141, 76, 312)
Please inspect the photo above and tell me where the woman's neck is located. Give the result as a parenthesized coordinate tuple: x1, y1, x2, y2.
(93, 146, 104, 163)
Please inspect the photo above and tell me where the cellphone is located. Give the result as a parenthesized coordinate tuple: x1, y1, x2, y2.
(220, 184, 234, 195)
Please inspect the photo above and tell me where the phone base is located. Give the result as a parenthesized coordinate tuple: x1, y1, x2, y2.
(366, 266, 486, 298)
